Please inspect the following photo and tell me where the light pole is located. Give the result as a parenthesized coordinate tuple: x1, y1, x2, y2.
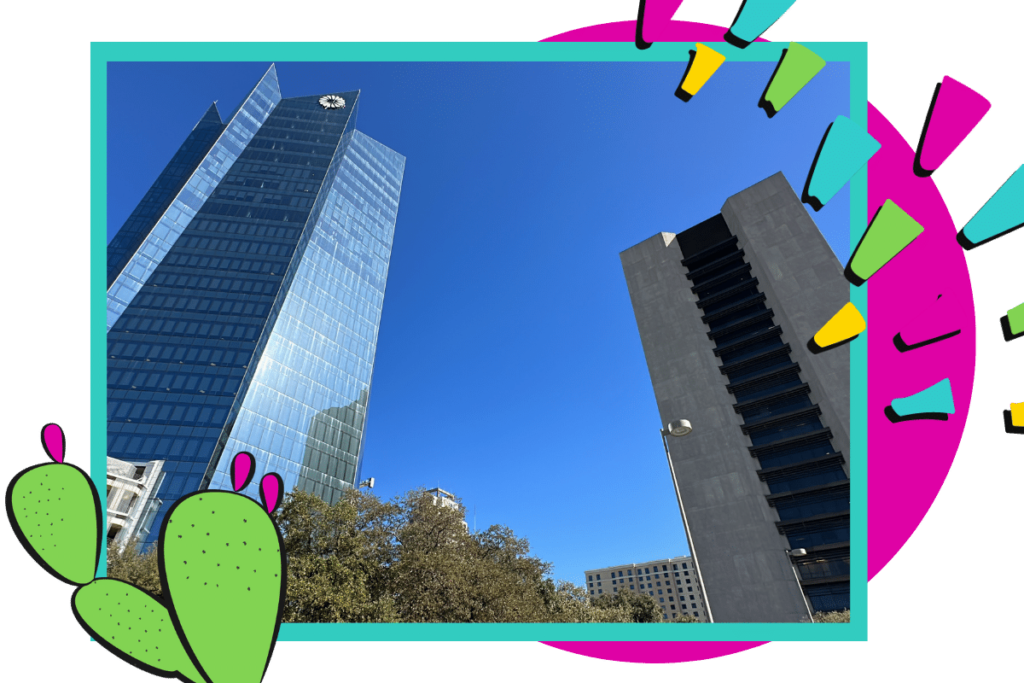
(660, 419, 715, 623)
(785, 548, 815, 622)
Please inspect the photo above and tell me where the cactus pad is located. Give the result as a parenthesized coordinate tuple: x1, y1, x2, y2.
(72, 578, 204, 683)
(5, 424, 100, 585)
(160, 486, 285, 683)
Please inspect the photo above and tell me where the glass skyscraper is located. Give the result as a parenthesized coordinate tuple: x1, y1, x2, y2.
(106, 65, 405, 544)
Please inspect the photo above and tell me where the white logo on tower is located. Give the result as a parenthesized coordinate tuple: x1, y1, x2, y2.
(318, 95, 346, 110)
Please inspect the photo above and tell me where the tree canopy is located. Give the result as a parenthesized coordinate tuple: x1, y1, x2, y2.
(109, 486, 680, 624)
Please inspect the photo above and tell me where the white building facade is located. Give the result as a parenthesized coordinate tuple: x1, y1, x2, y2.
(584, 555, 709, 622)
(106, 457, 166, 548)
(426, 487, 468, 530)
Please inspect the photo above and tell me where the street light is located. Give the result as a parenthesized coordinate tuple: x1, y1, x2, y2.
(358, 477, 375, 490)
(660, 419, 714, 623)
(785, 548, 815, 622)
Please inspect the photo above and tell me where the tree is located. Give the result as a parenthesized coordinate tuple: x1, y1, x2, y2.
(272, 488, 396, 623)
(591, 590, 663, 623)
(106, 536, 162, 596)
(272, 486, 684, 623)
(813, 609, 850, 623)
(671, 613, 701, 623)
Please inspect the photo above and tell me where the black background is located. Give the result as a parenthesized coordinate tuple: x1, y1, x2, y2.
(12, 20, 1019, 671)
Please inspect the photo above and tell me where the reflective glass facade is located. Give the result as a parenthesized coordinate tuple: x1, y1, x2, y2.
(680, 217, 850, 613)
(107, 67, 405, 543)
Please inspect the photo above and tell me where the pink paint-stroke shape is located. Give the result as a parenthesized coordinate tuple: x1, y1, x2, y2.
(544, 641, 765, 663)
(541, 0, 769, 44)
(231, 451, 254, 492)
(917, 77, 991, 174)
(867, 103, 975, 579)
(42, 423, 66, 464)
(260, 473, 282, 514)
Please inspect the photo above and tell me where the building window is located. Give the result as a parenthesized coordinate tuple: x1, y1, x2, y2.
(686, 579, 691, 584)
(613, 587, 618, 592)
(597, 582, 601, 586)
(587, 575, 592, 581)
(674, 572, 680, 577)
(669, 597, 674, 602)
(659, 598, 665, 603)
(688, 588, 693, 592)
(627, 569, 632, 576)
(645, 568, 650, 574)
(612, 579, 617, 585)
(673, 564, 678, 570)
(590, 590, 594, 595)
(618, 571, 623, 577)
(596, 574, 601, 579)
(656, 581, 661, 586)
(649, 592, 654, 596)
(598, 589, 602, 594)
(658, 590, 663, 595)
(667, 589, 672, 593)
(692, 604, 697, 609)
(684, 570, 689, 576)
(682, 563, 688, 569)
(676, 580, 681, 585)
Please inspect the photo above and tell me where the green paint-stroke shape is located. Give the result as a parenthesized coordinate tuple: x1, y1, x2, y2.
(808, 115, 881, 208)
(891, 378, 955, 416)
(162, 492, 283, 683)
(73, 579, 204, 683)
(962, 164, 1024, 246)
(765, 42, 826, 112)
(849, 199, 924, 282)
(8, 464, 99, 585)
(1008, 302, 1024, 335)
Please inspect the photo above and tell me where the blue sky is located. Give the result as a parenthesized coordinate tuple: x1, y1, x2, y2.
(107, 59, 850, 585)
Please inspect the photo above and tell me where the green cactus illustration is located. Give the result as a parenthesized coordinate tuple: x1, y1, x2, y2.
(7, 428, 287, 683)
(159, 452, 286, 683)
(5, 423, 101, 585)
(72, 578, 204, 683)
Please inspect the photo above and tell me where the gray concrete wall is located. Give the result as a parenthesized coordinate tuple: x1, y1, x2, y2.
(721, 172, 851, 469)
(621, 232, 811, 623)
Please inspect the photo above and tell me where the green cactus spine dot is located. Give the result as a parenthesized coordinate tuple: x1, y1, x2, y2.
(72, 579, 204, 683)
(161, 453, 284, 683)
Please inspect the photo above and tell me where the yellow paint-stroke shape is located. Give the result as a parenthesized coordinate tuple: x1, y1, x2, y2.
(679, 44, 727, 98)
(1011, 402, 1024, 427)
(813, 302, 866, 348)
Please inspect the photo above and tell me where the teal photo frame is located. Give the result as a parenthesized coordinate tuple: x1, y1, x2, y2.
(91, 41, 868, 642)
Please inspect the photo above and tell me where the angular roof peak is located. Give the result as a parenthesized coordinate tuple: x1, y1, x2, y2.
(199, 101, 223, 126)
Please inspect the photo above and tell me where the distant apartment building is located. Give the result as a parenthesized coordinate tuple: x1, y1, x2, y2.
(426, 487, 468, 530)
(106, 457, 166, 547)
(584, 556, 709, 622)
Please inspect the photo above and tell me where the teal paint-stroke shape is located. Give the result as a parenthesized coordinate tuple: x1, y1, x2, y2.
(806, 115, 881, 210)
(891, 378, 955, 417)
(727, 0, 799, 45)
(959, 164, 1024, 248)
